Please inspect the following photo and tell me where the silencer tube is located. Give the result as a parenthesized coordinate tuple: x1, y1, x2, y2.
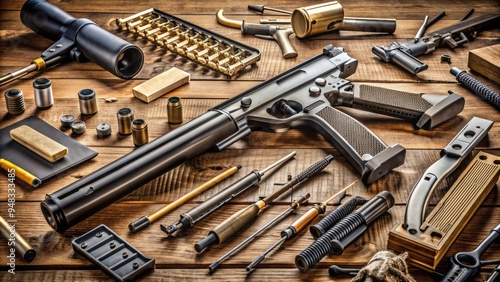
(33, 77, 53, 108)
(291, 2, 344, 38)
(40, 110, 238, 231)
(78, 89, 98, 115)
(21, 0, 144, 79)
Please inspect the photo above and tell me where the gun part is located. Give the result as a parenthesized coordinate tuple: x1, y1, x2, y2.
(248, 5, 292, 15)
(71, 121, 86, 135)
(414, 15, 429, 42)
(129, 164, 242, 232)
(132, 119, 149, 146)
(328, 265, 360, 277)
(0, 0, 143, 86)
(117, 108, 134, 135)
(78, 89, 98, 115)
(426, 11, 446, 29)
(4, 89, 26, 115)
(402, 117, 492, 237)
(194, 155, 334, 253)
(295, 191, 395, 272)
(451, 67, 500, 111)
(117, 8, 260, 76)
(388, 151, 500, 270)
(241, 20, 297, 59)
(60, 115, 75, 128)
(246, 181, 356, 271)
(372, 13, 500, 75)
(39, 47, 404, 232)
(0, 215, 36, 262)
(291, 1, 396, 38)
(96, 123, 112, 139)
(487, 263, 500, 282)
(72, 225, 155, 282)
(33, 78, 53, 109)
(208, 193, 310, 273)
(309, 196, 367, 239)
(440, 224, 500, 282)
(161, 152, 296, 236)
(0, 158, 42, 188)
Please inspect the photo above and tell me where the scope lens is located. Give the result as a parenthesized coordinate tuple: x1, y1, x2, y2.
(116, 47, 144, 78)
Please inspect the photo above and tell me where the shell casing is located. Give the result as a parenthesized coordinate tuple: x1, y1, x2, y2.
(132, 119, 149, 146)
(78, 88, 98, 115)
(167, 97, 183, 124)
(117, 108, 134, 135)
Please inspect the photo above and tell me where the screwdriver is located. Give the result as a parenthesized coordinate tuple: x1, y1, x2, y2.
(128, 164, 242, 232)
(161, 152, 296, 236)
(194, 155, 335, 253)
(248, 5, 292, 15)
(208, 193, 310, 273)
(245, 180, 357, 271)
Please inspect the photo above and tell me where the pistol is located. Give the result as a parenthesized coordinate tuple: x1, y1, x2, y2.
(372, 13, 500, 75)
(41, 45, 463, 232)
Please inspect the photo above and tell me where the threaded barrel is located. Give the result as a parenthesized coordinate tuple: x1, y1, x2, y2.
(309, 196, 367, 239)
(451, 67, 500, 110)
(4, 89, 26, 115)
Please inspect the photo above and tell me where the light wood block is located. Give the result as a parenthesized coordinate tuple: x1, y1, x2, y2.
(10, 125, 68, 162)
(132, 67, 190, 103)
(468, 44, 500, 83)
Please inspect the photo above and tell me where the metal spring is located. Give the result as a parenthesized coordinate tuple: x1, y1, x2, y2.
(4, 89, 26, 115)
(295, 212, 364, 272)
(457, 71, 500, 110)
(309, 196, 367, 239)
(295, 155, 334, 183)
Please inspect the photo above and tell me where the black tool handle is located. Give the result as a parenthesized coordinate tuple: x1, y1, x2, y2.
(451, 67, 500, 110)
(441, 224, 500, 282)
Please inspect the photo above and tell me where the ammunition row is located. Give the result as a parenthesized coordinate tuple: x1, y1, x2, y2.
(116, 9, 261, 76)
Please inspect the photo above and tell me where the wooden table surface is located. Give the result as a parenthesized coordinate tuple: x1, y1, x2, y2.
(0, 0, 499, 281)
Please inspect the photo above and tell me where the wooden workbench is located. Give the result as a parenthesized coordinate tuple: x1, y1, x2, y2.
(0, 0, 499, 281)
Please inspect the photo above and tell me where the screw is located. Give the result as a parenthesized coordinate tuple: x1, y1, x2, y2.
(133, 262, 140, 269)
(95, 232, 103, 238)
(110, 242, 116, 248)
(81, 242, 88, 249)
(122, 252, 128, 258)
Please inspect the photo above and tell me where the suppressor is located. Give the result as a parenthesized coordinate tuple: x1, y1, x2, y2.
(295, 191, 394, 272)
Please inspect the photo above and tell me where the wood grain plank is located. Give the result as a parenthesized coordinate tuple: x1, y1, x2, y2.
(0, 202, 498, 274)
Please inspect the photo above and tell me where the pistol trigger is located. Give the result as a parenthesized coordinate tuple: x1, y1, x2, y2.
(254, 34, 274, 40)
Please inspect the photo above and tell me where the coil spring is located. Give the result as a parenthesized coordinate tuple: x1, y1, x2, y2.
(310, 196, 367, 239)
(295, 155, 334, 183)
(457, 72, 500, 110)
(295, 212, 365, 272)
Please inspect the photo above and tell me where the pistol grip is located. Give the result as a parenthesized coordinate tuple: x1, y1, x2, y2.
(351, 84, 464, 129)
(274, 29, 298, 59)
(312, 105, 405, 184)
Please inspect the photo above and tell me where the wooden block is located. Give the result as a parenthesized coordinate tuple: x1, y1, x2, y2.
(10, 125, 68, 163)
(132, 67, 190, 103)
(468, 44, 500, 83)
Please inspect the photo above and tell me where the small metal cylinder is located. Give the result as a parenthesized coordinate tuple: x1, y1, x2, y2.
(4, 89, 26, 115)
(117, 108, 134, 134)
(132, 119, 148, 146)
(71, 120, 86, 135)
(33, 77, 53, 108)
(291, 2, 344, 38)
(96, 123, 112, 139)
(167, 96, 183, 124)
(60, 114, 75, 128)
(78, 89, 98, 115)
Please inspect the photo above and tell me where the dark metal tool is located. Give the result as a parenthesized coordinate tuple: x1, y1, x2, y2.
(248, 4, 292, 15)
(295, 191, 395, 272)
(161, 152, 296, 236)
(208, 193, 310, 273)
(441, 224, 500, 282)
(194, 155, 334, 253)
(246, 181, 357, 272)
